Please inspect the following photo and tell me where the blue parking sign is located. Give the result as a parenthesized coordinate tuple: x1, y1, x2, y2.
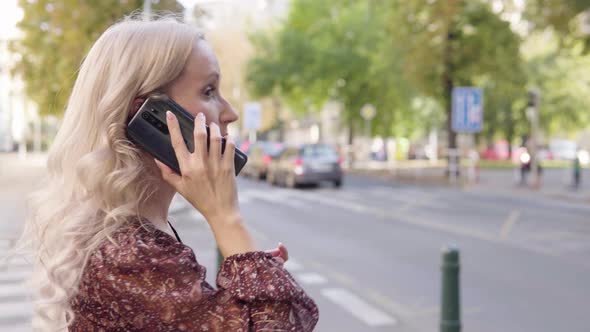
(452, 87, 483, 133)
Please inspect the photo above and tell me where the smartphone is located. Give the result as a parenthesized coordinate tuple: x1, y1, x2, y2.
(126, 93, 247, 175)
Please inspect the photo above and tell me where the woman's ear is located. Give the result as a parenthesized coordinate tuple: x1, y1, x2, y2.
(131, 97, 145, 115)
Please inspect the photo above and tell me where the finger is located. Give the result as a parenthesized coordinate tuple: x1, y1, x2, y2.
(209, 122, 222, 165)
(154, 159, 182, 189)
(166, 111, 189, 164)
(193, 113, 208, 161)
(265, 248, 285, 265)
(222, 135, 237, 172)
(278, 242, 289, 262)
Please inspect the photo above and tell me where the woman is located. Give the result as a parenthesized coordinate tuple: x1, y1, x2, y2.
(21, 15, 319, 331)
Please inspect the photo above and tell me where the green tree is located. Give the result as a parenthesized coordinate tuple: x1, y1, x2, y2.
(11, 0, 184, 116)
(523, 32, 590, 135)
(246, 0, 413, 143)
(524, 0, 590, 51)
(392, 0, 526, 156)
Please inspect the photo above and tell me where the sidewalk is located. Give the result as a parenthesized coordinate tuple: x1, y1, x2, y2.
(348, 160, 590, 203)
(0, 153, 48, 239)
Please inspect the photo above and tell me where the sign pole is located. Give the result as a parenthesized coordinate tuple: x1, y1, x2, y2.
(451, 87, 484, 181)
(361, 104, 376, 165)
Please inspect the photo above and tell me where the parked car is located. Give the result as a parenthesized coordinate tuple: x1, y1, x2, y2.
(242, 141, 284, 180)
(267, 144, 343, 188)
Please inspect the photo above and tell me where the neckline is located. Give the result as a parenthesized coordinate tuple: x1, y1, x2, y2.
(134, 216, 183, 244)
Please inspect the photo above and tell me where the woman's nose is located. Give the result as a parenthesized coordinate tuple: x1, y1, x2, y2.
(221, 99, 239, 126)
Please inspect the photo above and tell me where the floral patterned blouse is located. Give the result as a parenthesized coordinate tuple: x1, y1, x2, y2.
(69, 217, 319, 331)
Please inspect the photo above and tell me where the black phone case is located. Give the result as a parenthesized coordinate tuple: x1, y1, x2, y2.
(126, 94, 247, 175)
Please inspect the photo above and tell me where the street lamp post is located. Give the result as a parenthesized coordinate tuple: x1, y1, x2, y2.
(361, 104, 376, 163)
(526, 89, 540, 188)
(143, 0, 152, 21)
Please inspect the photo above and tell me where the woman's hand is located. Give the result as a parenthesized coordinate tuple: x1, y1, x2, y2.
(265, 243, 289, 264)
(155, 111, 255, 256)
(155, 111, 238, 222)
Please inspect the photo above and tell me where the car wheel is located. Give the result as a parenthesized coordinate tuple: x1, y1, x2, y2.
(267, 172, 276, 185)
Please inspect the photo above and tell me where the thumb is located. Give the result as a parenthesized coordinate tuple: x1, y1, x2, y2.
(154, 159, 182, 189)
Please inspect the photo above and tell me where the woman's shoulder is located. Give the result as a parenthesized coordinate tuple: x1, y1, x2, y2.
(89, 217, 197, 272)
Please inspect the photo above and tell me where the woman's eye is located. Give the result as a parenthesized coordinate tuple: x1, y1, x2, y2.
(204, 86, 216, 98)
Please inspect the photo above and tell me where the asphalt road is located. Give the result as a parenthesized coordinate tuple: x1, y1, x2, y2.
(1, 156, 589, 331)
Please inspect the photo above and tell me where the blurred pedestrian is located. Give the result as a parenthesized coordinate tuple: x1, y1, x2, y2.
(519, 150, 531, 186)
(573, 153, 582, 190)
(18, 15, 318, 331)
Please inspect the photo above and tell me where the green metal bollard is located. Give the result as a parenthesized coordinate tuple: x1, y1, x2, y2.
(440, 246, 461, 332)
(216, 247, 224, 271)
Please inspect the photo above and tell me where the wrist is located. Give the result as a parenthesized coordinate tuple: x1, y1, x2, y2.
(208, 214, 256, 258)
(207, 210, 243, 226)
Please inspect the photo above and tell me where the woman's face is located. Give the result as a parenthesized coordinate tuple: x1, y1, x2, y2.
(166, 39, 238, 136)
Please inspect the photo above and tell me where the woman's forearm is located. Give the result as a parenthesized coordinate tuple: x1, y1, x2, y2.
(208, 214, 256, 258)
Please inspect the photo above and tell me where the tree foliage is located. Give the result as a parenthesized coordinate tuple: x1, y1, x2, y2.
(246, 0, 414, 141)
(524, 0, 590, 51)
(523, 32, 590, 135)
(392, 0, 527, 147)
(246, 0, 590, 146)
(11, 0, 184, 116)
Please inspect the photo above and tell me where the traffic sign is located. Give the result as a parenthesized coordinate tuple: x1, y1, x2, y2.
(243, 102, 262, 130)
(452, 87, 483, 133)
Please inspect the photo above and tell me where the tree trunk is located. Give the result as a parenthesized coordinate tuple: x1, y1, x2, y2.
(444, 34, 458, 176)
(272, 97, 284, 141)
(505, 107, 515, 160)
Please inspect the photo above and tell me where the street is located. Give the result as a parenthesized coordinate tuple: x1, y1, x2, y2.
(1, 156, 590, 331)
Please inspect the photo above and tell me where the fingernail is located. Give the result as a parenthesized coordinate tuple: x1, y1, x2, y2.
(197, 113, 205, 119)
(166, 111, 172, 120)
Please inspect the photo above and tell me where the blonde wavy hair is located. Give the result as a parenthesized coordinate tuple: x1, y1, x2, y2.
(15, 14, 202, 331)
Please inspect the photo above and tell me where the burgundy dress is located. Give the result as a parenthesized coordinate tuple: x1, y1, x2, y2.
(69, 218, 319, 331)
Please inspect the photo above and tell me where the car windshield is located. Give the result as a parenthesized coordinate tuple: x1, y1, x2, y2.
(301, 144, 338, 159)
(261, 142, 284, 157)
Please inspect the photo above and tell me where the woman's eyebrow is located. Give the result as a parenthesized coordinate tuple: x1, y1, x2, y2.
(206, 72, 220, 81)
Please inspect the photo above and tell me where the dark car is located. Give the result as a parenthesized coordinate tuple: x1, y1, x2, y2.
(242, 141, 284, 180)
(267, 144, 343, 188)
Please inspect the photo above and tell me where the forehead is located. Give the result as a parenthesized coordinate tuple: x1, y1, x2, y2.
(183, 39, 219, 80)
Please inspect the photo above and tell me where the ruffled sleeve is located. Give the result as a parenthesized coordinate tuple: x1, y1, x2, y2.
(69, 223, 319, 332)
(217, 251, 319, 331)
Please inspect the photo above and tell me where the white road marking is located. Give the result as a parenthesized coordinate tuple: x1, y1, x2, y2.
(283, 259, 304, 272)
(239, 194, 253, 204)
(294, 272, 328, 285)
(246, 190, 305, 209)
(500, 210, 521, 240)
(0, 301, 33, 320)
(364, 289, 415, 318)
(321, 288, 397, 327)
(0, 257, 32, 268)
(0, 284, 30, 299)
(0, 269, 32, 283)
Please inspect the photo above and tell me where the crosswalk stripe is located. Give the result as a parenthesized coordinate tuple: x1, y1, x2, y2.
(245, 191, 305, 209)
(295, 272, 328, 285)
(0, 284, 31, 300)
(0, 257, 33, 268)
(0, 246, 34, 328)
(0, 301, 33, 320)
(283, 259, 304, 272)
(321, 288, 397, 327)
(0, 269, 31, 283)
